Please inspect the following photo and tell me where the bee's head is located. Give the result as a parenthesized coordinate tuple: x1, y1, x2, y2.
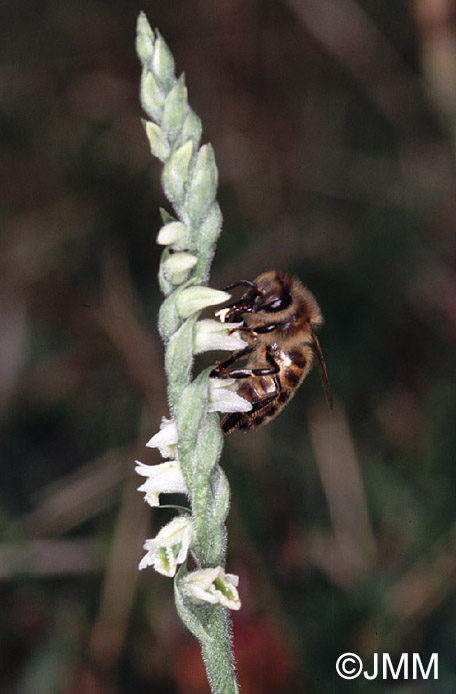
(216, 271, 292, 324)
(253, 271, 292, 313)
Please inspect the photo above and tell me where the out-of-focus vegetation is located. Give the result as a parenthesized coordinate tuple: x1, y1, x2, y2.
(1, 1, 456, 692)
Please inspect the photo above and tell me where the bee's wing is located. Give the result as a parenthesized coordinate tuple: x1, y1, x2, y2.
(311, 329, 333, 409)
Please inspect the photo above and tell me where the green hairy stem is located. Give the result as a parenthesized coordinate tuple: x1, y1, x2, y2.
(136, 12, 241, 693)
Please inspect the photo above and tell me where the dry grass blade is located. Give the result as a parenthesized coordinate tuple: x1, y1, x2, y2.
(308, 402, 376, 586)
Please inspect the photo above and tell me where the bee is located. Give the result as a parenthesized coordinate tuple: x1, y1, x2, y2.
(210, 270, 333, 434)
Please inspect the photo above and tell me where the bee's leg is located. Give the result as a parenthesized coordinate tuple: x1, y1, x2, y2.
(216, 368, 252, 379)
(229, 324, 277, 335)
(214, 351, 280, 379)
(221, 411, 246, 434)
(248, 350, 280, 376)
(221, 389, 280, 434)
(210, 345, 254, 377)
(250, 392, 278, 412)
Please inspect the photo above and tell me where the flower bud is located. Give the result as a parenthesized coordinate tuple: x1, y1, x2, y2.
(162, 141, 193, 208)
(152, 31, 175, 92)
(156, 221, 189, 249)
(163, 252, 198, 285)
(186, 144, 218, 223)
(136, 12, 155, 64)
(144, 120, 170, 161)
(141, 70, 164, 123)
(181, 109, 202, 152)
(162, 76, 187, 145)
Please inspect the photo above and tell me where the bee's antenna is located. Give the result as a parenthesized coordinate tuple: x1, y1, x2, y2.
(222, 280, 257, 291)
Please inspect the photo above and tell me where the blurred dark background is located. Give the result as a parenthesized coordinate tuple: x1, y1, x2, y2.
(2, 0, 456, 692)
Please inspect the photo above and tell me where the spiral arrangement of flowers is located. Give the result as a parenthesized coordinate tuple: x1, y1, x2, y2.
(135, 13, 252, 693)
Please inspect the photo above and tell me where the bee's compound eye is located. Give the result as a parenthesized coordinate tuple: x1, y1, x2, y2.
(258, 291, 291, 312)
(268, 297, 286, 310)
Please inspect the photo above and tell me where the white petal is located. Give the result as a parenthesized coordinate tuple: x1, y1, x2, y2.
(139, 516, 194, 576)
(193, 320, 248, 354)
(135, 460, 187, 507)
(146, 417, 178, 458)
(208, 379, 252, 413)
(181, 567, 241, 610)
(176, 287, 231, 319)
